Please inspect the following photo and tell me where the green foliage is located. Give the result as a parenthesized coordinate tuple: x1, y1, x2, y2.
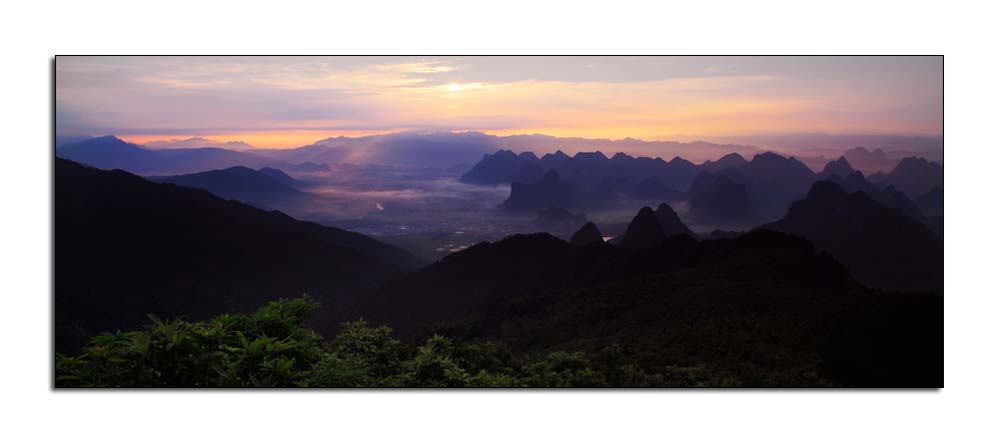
(56, 297, 811, 388)
(404, 335, 472, 388)
(304, 319, 406, 387)
(56, 297, 326, 388)
(521, 351, 605, 388)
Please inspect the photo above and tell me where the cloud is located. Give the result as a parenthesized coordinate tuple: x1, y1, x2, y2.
(55, 56, 943, 148)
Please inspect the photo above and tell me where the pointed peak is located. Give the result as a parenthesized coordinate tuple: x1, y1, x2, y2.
(719, 153, 747, 162)
(821, 156, 856, 175)
(94, 134, 126, 142)
(570, 222, 604, 246)
(635, 206, 656, 218)
(517, 151, 539, 161)
(753, 151, 786, 161)
(668, 156, 693, 166)
(574, 151, 608, 160)
(655, 203, 678, 217)
(654, 203, 694, 237)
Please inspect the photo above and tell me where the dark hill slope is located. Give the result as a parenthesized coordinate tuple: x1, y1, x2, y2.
(916, 186, 944, 217)
(351, 228, 941, 387)
(759, 181, 943, 293)
(55, 158, 419, 353)
(150, 166, 308, 208)
(570, 222, 604, 246)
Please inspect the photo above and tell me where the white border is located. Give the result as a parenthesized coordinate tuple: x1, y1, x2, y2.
(3, 1, 998, 443)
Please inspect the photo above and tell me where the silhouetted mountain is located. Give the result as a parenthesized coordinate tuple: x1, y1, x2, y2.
(589, 176, 635, 206)
(819, 156, 856, 179)
(824, 172, 926, 223)
(474, 148, 810, 215)
(58, 135, 281, 175)
(614, 204, 694, 250)
(257, 166, 301, 187)
(654, 203, 695, 238)
(869, 156, 944, 198)
(351, 227, 941, 387)
(630, 176, 677, 200)
(659, 157, 699, 190)
(57, 135, 154, 168)
(616, 207, 668, 251)
(55, 134, 93, 149)
(253, 142, 354, 166)
(700, 153, 748, 173)
(150, 166, 308, 208)
(460, 149, 525, 184)
(535, 206, 588, 233)
(759, 181, 943, 293)
(461, 149, 700, 191)
(511, 159, 545, 184)
(687, 173, 754, 224)
(570, 222, 604, 246)
(843, 147, 898, 175)
(737, 152, 818, 218)
(540, 149, 572, 166)
(55, 158, 420, 353)
(916, 186, 944, 217)
(257, 132, 504, 171)
(500, 170, 584, 212)
(144, 137, 255, 150)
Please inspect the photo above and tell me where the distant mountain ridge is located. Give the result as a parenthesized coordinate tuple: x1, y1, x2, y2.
(487, 149, 943, 230)
(144, 137, 256, 150)
(868, 156, 944, 198)
(149, 166, 308, 209)
(462, 149, 701, 191)
(488, 150, 820, 221)
(58, 135, 283, 175)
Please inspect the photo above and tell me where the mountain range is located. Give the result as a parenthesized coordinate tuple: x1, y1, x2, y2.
(760, 181, 943, 293)
(55, 158, 421, 353)
(347, 213, 940, 387)
(867, 156, 945, 198)
(462, 149, 700, 190)
(143, 137, 256, 151)
(57, 135, 282, 175)
(149, 166, 308, 209)
(485, 149, 944, 230)
(55, 157, 943, 386)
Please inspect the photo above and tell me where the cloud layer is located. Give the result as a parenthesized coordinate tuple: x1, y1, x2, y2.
(56, 56, 943, 148)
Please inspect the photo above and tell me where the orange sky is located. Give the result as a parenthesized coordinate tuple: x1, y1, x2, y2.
(57, 56, 943, 149)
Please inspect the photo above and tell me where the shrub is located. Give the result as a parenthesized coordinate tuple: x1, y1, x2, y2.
(56, 297, 326, 388)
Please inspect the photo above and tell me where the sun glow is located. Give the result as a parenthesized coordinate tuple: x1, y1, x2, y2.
(57, 56, 944, 149)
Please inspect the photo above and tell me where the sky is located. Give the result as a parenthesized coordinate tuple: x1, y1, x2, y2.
(55, 56, 943, 149)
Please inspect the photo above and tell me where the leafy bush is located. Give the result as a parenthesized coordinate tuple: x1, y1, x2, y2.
(57, 296, 802, 388)
(56, 297, 327, 387)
